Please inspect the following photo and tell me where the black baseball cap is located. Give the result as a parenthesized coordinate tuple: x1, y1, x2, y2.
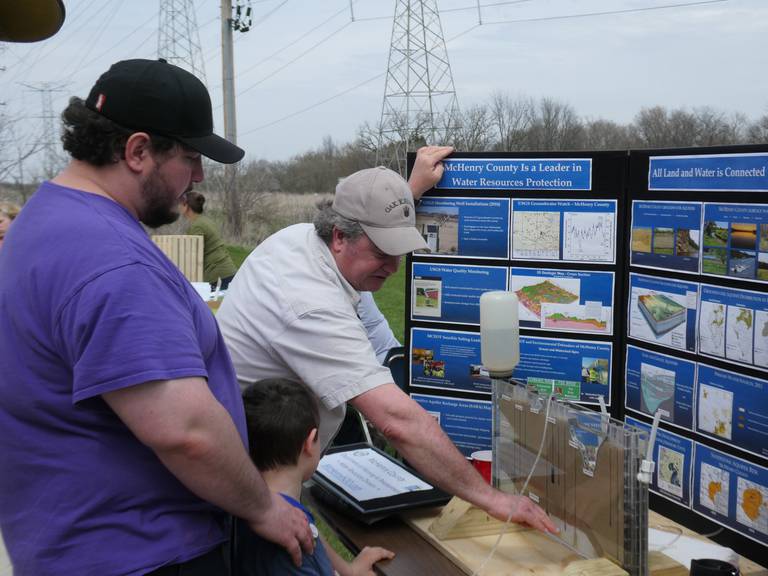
(85, 59, 244, 164)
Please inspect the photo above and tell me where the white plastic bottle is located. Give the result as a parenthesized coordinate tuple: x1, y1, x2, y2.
(480, 291, 520, 378)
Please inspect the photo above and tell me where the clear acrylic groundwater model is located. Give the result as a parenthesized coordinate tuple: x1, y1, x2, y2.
(492, 379, 650, 576)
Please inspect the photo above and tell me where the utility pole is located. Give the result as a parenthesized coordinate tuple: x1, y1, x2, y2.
(158, 0, 207, 83)
(377, 0, 460, 175)
(220, 0, 251, 238)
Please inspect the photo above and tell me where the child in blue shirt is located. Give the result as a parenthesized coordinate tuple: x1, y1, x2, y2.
(235, 378, 394, 576)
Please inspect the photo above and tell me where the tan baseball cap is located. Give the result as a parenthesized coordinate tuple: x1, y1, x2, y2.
(333, 167, 429, 256)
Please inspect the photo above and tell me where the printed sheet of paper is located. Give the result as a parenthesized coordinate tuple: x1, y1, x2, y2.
(317, 448, 432, 501)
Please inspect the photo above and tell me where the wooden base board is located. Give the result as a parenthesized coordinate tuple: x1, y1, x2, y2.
(403, 505, 687, 576)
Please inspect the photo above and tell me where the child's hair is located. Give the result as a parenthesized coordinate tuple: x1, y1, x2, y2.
(242, 378, 320, 471)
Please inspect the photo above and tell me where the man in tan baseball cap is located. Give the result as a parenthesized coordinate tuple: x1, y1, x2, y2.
(332, 166, 429, 256)
(218, 145, 559, 537)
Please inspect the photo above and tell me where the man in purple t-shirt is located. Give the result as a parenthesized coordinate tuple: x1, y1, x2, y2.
(0, 59, 313, 575)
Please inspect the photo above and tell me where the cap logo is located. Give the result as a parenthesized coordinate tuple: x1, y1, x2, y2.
(404, 206, 410, 217)
(95, 93, 106, 111)
(384, 197, 408, 213)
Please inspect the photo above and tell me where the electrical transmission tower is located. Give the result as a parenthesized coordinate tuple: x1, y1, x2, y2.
(377, 0, 460, 175)
(20, 81, 68, 179)
(158, 0, 207, 84)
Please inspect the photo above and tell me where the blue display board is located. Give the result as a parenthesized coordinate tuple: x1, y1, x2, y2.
(630, 201, 702, 274)
(436, 158, 592, 191)
(624, 345, 695, 430)
(649, 153, 768, 192)
(410, 328, 490, 394)
(698, 284, 768, 372)
(627, 273, 698, 352)
(626, 416, 693, 508)
(511, 199, 617, 263)
(510, 267, 614, 335)
(513, 336, 613, 405)
(701, 203, 768, 284)
(695, 364, 768, 460)
(410, 393, 492, 457)
(415, 197, 510, 259)
(692, 444, 768, 546)
(411, 263, 508, 325)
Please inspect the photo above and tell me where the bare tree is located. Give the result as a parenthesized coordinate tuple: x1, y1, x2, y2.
(452, 104, 494, 151)
(526, 97, 584, 151)
(746, 113, 768, 143)
(489, 92, 534, 151)
(582, 119, 638, 150)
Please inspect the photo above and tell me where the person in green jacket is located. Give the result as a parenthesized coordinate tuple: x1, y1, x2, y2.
(180, 191, 238, 290)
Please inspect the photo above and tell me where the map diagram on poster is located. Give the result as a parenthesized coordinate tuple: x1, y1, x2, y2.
(511, 199, 617, 263)
(698, 284, 768, 372)
(736, 477, 768, 536)
(698, 384, 734, 441)
(693, 443, 768, 545)
(695, 364, 768, 459)
(512, 211, 560, 259)
(699, 460, 730, 515)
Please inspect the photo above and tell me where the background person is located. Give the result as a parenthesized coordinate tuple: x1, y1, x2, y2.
(180, 190, 238, 290)
(237, 378, 394, 576)
(0, 58, 312, 576)
(0, 202, 21, 251)
(217, 150, 558, 534)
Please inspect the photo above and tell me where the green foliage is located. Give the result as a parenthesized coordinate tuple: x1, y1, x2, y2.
(226, 244, 252, 269)
(371, 265, 406, 343)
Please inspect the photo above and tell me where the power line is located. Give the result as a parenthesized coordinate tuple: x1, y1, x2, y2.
(238, 19, 481, 137)
(231, 20, 353, 101)
(482, 0, 728, 26)
(239, 70, 385, 136)
(219, 4, 349, 89)
(240, 0, 728, 135)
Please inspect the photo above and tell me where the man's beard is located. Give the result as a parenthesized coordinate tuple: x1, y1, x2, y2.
(140, 167, 183, 229)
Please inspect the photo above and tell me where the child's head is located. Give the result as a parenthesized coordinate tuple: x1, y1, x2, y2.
(242, 378, 320, 474)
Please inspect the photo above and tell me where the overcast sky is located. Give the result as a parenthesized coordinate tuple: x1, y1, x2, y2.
(1, 0, 766, 175)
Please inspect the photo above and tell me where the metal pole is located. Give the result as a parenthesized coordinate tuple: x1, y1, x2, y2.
(220, 0, 242, 237)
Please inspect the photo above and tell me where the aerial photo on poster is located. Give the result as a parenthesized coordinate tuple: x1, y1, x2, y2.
(630, 201, 702, 274)
(696, 364, 768, 459)
(411, 263, 508, 325)
(624, 345, 695, 430)
(698, 284, 768, 372)
(693, 444, 768, 546)
(414, 197, 510, 259)
(510, 268, 614, 334)
(628, 274, 698, 352)
(511, 199, 616, 263)
(702, 203, 768, 283)
(410, 393, 492, 457)
(626, 416, 693, 507)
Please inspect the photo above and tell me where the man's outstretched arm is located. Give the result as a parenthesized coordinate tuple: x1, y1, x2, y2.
(351, 383, 558, 533)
